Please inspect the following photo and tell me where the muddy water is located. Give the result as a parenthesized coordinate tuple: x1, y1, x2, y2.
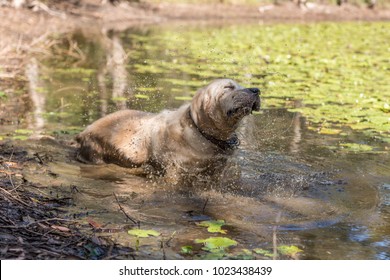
(2, 22, 390, 259)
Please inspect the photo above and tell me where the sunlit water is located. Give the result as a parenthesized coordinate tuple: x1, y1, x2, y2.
(1, 22, 389, 259)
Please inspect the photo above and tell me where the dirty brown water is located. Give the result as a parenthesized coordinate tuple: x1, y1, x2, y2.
(1, 22, 389, 259)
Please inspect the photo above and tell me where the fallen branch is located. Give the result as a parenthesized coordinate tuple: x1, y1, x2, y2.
(0, 186, 31, 208)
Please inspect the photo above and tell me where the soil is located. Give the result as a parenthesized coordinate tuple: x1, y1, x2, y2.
(0, 143, 135, 259)
(0, 0, 389, 260)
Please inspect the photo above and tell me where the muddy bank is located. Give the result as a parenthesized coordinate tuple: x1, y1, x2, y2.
(0, 142, 136, 259)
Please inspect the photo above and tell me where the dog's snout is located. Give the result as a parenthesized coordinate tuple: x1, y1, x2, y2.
(248, 88, 260, 95)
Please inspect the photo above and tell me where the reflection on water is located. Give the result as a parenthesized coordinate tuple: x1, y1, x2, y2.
(103, 32, 130, 111)
(2, 22, 390, 259)
(25, 58, 46, 133)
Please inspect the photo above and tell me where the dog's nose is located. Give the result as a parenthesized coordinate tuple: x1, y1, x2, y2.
(247, 88, 260, 95)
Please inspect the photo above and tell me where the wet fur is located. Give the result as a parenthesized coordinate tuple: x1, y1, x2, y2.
(76, 79, 260, 184)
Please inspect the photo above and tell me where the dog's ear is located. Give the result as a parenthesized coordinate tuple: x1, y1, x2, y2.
(190, 84, 215, 126)
(191, 85, 211, 112)
(191, 86, 205, 110)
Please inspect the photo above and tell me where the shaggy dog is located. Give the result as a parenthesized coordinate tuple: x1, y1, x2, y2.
(76, 79, 260, 184)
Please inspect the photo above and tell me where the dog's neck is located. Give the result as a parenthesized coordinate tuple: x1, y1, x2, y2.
(187, 108, 239, 151)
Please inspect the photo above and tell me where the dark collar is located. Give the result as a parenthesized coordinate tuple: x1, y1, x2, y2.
(188, 108, 240, 152)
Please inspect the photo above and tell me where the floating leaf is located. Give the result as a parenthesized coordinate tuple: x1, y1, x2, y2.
(253, 248, 274, 258)
(111, 97, 127, 102)
(13, 135, 29, 140)
(340, 143, 374, 152)
(134, 94, 150, 100)
(181, 246, 193, 254)
(174, 96, 193, 101)
(195, 237, 237, 251)
(54, 68, 96, 75)
(319, 127, 342, 135)
(127, 229, 160, 238)
(229, 249, 255, 260)
(252, 111, 263, 115)
(14, 129, 34, 135)
(277, 245, 303, 257)
(197, 220, 227, 234)
(242, 249, 252, 255)
(137, 87, 160, 92)
(51, 127, 83, 135)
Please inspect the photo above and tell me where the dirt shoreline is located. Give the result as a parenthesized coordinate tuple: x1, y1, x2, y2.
(0, 142, 136, 259)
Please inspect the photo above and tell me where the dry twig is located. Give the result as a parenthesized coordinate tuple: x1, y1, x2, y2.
(113, 192, 140, 227)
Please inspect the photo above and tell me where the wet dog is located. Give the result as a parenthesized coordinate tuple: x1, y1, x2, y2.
(76, 79, 260, 184)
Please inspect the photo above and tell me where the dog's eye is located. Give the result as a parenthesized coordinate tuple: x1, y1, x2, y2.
(224, 85, 235, 90)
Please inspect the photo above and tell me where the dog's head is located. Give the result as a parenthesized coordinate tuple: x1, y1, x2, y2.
(190, 79, 260, 140)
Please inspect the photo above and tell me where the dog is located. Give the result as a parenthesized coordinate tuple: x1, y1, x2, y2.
(76, 79, 260, 184)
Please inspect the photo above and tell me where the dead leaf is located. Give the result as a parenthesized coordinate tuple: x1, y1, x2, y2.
(3, 161, 23, 169)
(0, 169, 15, 175)
(87, 218, 102, 229)
(51, 225, 70, 232)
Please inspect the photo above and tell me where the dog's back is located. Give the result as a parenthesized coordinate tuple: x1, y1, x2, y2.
(76, 110, 153, 166)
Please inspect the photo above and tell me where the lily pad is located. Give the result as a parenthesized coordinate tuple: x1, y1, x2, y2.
(14, 129, 34, 135)
(277, 245, 303, 257)
(181, 246, 193, 254)
(318, 127, 342, 135)
(174, 96, 193, 101)
(134, 94, 150, 100)
(195, 237, 237, 251)
(340, 143, 374, 152)
(111, 97, 127, 102)
(127, 229, 160, 238)
(197, 220, 227, 234)
(254, 248, 274, 258)
(13, 135, 29, 141)
(54, 68, 96, 75)
(51, 127, 83, 135)
(137, 87, 160, 92)
(229, 249, 255, 260)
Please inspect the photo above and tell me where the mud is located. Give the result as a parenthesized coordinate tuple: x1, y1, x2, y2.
(0, 142, 135, 259)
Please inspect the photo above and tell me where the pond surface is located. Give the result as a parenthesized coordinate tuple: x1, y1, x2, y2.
(1, 21, 389, 259)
